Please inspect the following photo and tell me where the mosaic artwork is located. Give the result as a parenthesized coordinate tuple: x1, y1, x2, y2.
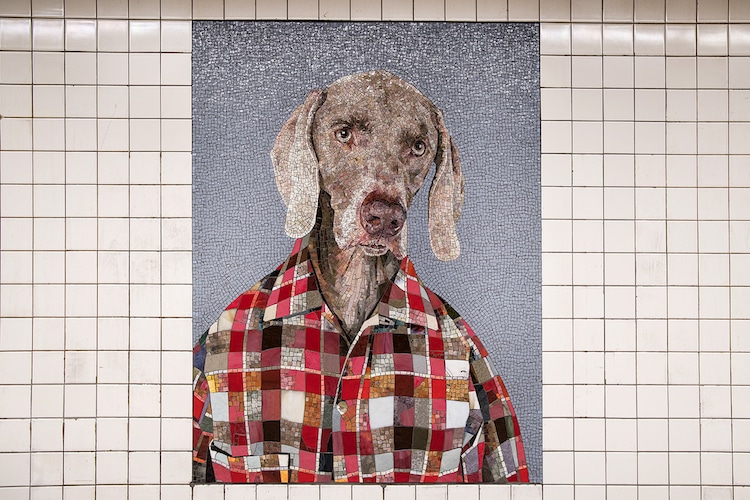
(193, 23, 541, 483)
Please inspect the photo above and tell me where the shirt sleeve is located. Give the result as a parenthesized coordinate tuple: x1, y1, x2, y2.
(459, 318, 529, 483)
(193, 332, 214, 482)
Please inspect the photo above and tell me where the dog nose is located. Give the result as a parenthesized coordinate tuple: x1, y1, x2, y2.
(360, 193, 406, 238)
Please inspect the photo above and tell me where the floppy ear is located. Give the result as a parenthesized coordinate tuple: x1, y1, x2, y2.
(428, 108, 465, 261)
(270, 89, 325, 238)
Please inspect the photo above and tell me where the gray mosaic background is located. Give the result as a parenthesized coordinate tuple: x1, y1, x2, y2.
(192, 21, 541, 482)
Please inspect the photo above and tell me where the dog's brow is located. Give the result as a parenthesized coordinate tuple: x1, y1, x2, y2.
(328, 115, 370, 131)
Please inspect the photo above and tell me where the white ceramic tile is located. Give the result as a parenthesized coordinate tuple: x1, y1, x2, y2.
(603, 24, 633, 55)
(130, 119, 161, 151)
(635, 56, 665, 89)
(606, 452, 637, 484)
(666, 0, 696, 21)
(31, 384, 64, 418)
(130, 0, 161, 18)
(634, 25, 664, 55)
(573, 122, 603, 153)
(635, 0, 664, 22)
(31, 452, 63, 486)
(129, 53, 161, 85)
(571, 0, 601, 20)
(96, 0, 128, 17)
(574, 451, 606, 484)
(572, 56, 602, 87)
(543, 451, 575, 483)
(540, 0, 570, 22)
(161, 53, 191, 85)
(96, 20, 128, 52)
(130, 251, 160, 284)
(541, 23, 571, 55)
(65, 19, 96, 52)
(128, 451, 160, 484)
(730, 24, 750, 56)
(97, 53, 129, 85)
(130, 21, 161, 52)
(128, 417, 160, 451)
(699, 56, 729, 89)
(603, 0, 634, 21)
(666, 25, 696, 56)
(64, 0, 97, 18)
(541, 55, 572, 87)
(0, 85, 31, 117)
(571, 88, 601, 120)
(130, 151, 161, 184)
(254, 0, 286, 19)
(65, 52, 97, 85)
(224, 0, 256, 19)
(96, 451, 128, 484)
(33, 19, 64, 51)
(477, 0, 507, 21)
(698, 25, 728, 57)
(698, 0, 728, 22)
(0, 18, 31, 49)
(129, 86, 160, 118)
(572, 23, 602, 55)
(508, 0, 539, 20)
(574, 418, 606, 450)
(413, 0, 442, 20)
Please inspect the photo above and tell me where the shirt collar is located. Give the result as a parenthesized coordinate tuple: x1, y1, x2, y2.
(263, 237, 438, 331)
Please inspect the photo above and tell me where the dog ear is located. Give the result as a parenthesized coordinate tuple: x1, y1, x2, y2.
(270, 89, 325, 238)
(428, 108, 465, 261)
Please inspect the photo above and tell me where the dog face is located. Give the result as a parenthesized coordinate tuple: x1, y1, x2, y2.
(271, 70, 465, 261)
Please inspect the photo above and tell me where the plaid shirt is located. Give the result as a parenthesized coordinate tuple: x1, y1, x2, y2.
(193, 236, 528, 483)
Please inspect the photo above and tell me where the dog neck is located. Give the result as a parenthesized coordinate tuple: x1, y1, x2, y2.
(308, 192, 401, 339)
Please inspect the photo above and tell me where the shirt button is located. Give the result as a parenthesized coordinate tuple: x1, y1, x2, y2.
(336, 401, 348, 414)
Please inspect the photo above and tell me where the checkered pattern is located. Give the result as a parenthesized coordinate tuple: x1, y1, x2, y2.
(193, 236, 527, 483)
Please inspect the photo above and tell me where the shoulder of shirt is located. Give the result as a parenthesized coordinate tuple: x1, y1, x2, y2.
(198, 268, 281, 350)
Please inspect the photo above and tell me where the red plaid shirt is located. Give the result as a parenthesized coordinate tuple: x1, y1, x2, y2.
(193, 236, 528, 483)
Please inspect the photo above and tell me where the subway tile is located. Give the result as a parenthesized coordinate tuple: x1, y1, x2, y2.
(541, 23, 571, 55)
(0, 18, 31, 49)
(130, 20, 161, 52)
(254, 0, 286, 19)
(65, 19, 96, 52)
(508, 0, 538, 20)
(441, 0, 479, 20)
(698, 24, 728, 56)
(634, 24, 664, 55)
(572, 0, 601, 21)
(193, 0, 224, 19)
(33, 19, 64, 51)
(572, 23, 602, 55)
(730, 24, 750, 55)
(96, 0, 128, 18)
(287, 0, 317, 19)
(666, 24, 696, 56)
(540, 0, 570, 22)
(225, 0, 256, 19)
(635, 0, 664, 22)
(477, 0, 506, 21)
(603, 24, 633, 55)
(603, 0, 633, 21)
(698, 0, 728, 22)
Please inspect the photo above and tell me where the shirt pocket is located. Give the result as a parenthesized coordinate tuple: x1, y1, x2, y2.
(209, 443, 290, 483)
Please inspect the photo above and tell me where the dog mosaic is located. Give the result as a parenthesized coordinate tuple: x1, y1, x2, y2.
(192, 71, 528, 483)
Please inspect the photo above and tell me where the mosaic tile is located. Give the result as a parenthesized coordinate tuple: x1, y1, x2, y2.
(193, 22, 541, 482)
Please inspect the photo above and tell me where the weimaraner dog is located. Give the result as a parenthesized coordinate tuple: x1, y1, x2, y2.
(193, 71, 528, 483)
(271, 69, 465, 335)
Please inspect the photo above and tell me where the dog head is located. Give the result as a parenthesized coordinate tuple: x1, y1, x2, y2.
(271, 70, 465, 261)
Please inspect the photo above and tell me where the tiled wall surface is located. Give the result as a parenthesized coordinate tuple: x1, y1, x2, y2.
(0, 0, 749, 499)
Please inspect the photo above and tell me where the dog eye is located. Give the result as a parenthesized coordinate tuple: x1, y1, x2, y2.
(411, 140, 426, 157)
(335, 128, 352, 144)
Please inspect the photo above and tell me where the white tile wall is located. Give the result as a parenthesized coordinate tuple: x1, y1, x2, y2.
(1, 0, 749, 498)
